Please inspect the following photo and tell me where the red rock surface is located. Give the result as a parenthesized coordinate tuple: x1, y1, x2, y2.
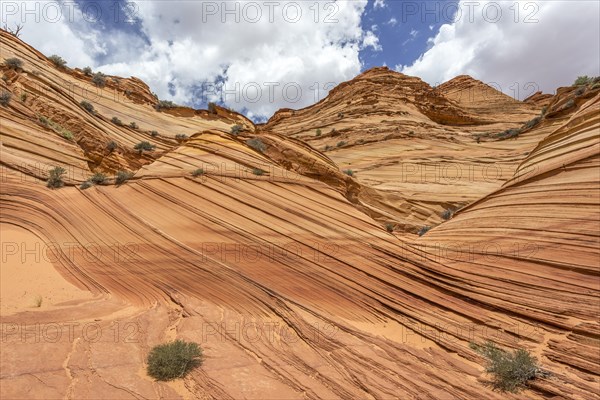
(1, 30, 599, 399)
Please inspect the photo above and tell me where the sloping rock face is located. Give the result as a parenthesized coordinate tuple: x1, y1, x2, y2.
(1, 30, 599, 399)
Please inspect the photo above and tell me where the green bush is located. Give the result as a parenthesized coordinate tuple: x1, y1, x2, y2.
(146, 340, 203, 381)
(47, 166, 66, 188)
(343, 169, 354, 177)
(523, 116, 541, 130)
(155, 100, 177, 111)
(385, 223, 394, 233)
(20, 93, 27, 102)
(80, 100, 94, 114)
(48, 55, 67, 68)
(107, 141, 118, 152)
(208, 102, 217, 114)
(4, 57, 23, 69)
(336, 141, 347, 148)
(441, 209, 454, 220)
(175, 134, 188, 142)
(134, 141, 155, 154)
(324, 145, 332, 151)
(82, 66, 92, 76)
(252, 168, 264, 176)
(150, 130, 159, 137)
(90, 172, 107, 184)
(418, 226, 431, 236)
(247, 138, 267, 153)
(192, 169, 204, 177)
(115, 170, 133, 185)
(494, 128, 520, 140)
(111, 116, 123, 126)
(573, 76, 591, 86)
(129, 122, 139, 129)
(0, 91, 11, 106)
(231, 124, 243, 135)
(562, 99, 575, 110)
(92, 72, 106, 88)
(315, 129, 322, 137)
(62, 130, 74, 141)
(470, 341, 548, 393)
(80, 181, 92, 190)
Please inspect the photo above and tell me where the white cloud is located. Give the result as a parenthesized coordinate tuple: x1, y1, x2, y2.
(362, 31, 382, 51)
(386, 17, 397, 27)
(399, 1, 600, 98)
(374, 0, 386, 9)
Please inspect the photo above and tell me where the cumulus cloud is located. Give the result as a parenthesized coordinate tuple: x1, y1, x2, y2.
(374, 0, 386, 9)
(398, 1, 600, 98)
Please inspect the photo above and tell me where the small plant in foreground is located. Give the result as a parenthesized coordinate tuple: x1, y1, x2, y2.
(150, 130, 159, 137)
(134, 141, 155, 154)
(470, 341, 549, 393)
(111, 116, 123, 126)
(48, 54, 66, 68)
(146, 340, 203, 381)
(34, 296, 42, 308)
(418, 226, 431, 236)
(441, 209, 454, 220)
(207, 102, 217, 114)
(336, 141, 347, 148)
(192, 169, 205, 177)
(385, 223, 394, 233)
(343, 169, 354, 177)
(252, 168, 264, 176)
(175, 134, 188, 142)
(82, 66, 92, 76)
(115, 170, 133, 185)
(129, 121, 139, 129)
(573, 76, 591, 86)
(315, 129, 322, 137)
(47, 166, 66, 188)
(0, 91, 11, 106)
(107, 141, 118, 152)
(247, 138, 267, 153)
(20, 93, 27, 102)
(4, 57, 23, 69)
(80, 100, 94, 114)
(80, 181, 92, 190)
(231, 124, 243, 135)
(155, 100, 177, 111)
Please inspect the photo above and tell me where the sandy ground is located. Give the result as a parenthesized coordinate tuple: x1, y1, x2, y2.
(0, 224, 94, 315)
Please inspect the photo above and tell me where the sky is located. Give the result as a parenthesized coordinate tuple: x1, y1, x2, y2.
(2, 0, 599, 121)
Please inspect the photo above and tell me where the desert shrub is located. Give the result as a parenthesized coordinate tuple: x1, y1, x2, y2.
(408, 130, 415, 135)
(175, 134, 188, 142)
(523, 117, 541, 130)
(150, 130, 159, 137)
(315, 129, 322, 137)
(129, 121, 139, 129)
(82, 66, 92, 76)
(34, 296, 43, 307)
(470, 341, 548, 393)
(62, 130, 74, 141)
(336, 141, 347, 148)
(115, 170, 133, 185)
(80, 181, 92, 190)
(385, 223, 394, 233)
(494, 128, 520, 140)
(4, 57, 23, 69)
(47, 166, 66, 188)
(155, 100, 177, 111)
(90, 172, 107, 184)
(111, 116, 123, 126)
(562, 99, 575, 110)
(324, 145, 332, 151)
(573, 76, 591, 86)
(247, 138, 267, 153)
(80, 100, 94, 114)
(343, 169, 354, 177)
(38, 116, 48, 125)
(441, 209, 454, 220)
(0, 91, 11, 106)
(252, 168, 264, 176)
(48, 54, 66, 68)
(134, 141, 155, 153)
(592, 82, 600, 90)
(107, 141, 118, 152)
(207, 102, 217, 114)
(575, 87, 585, 96)
(20, 93, 27, 102)
(192, 168, 204, 177)
(418, 226, 431, 236)
(91, 72, 106, 88)
(338, 112, 344, 118)
(231, 124, 243, 135)
(147, 340, 202, 381)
